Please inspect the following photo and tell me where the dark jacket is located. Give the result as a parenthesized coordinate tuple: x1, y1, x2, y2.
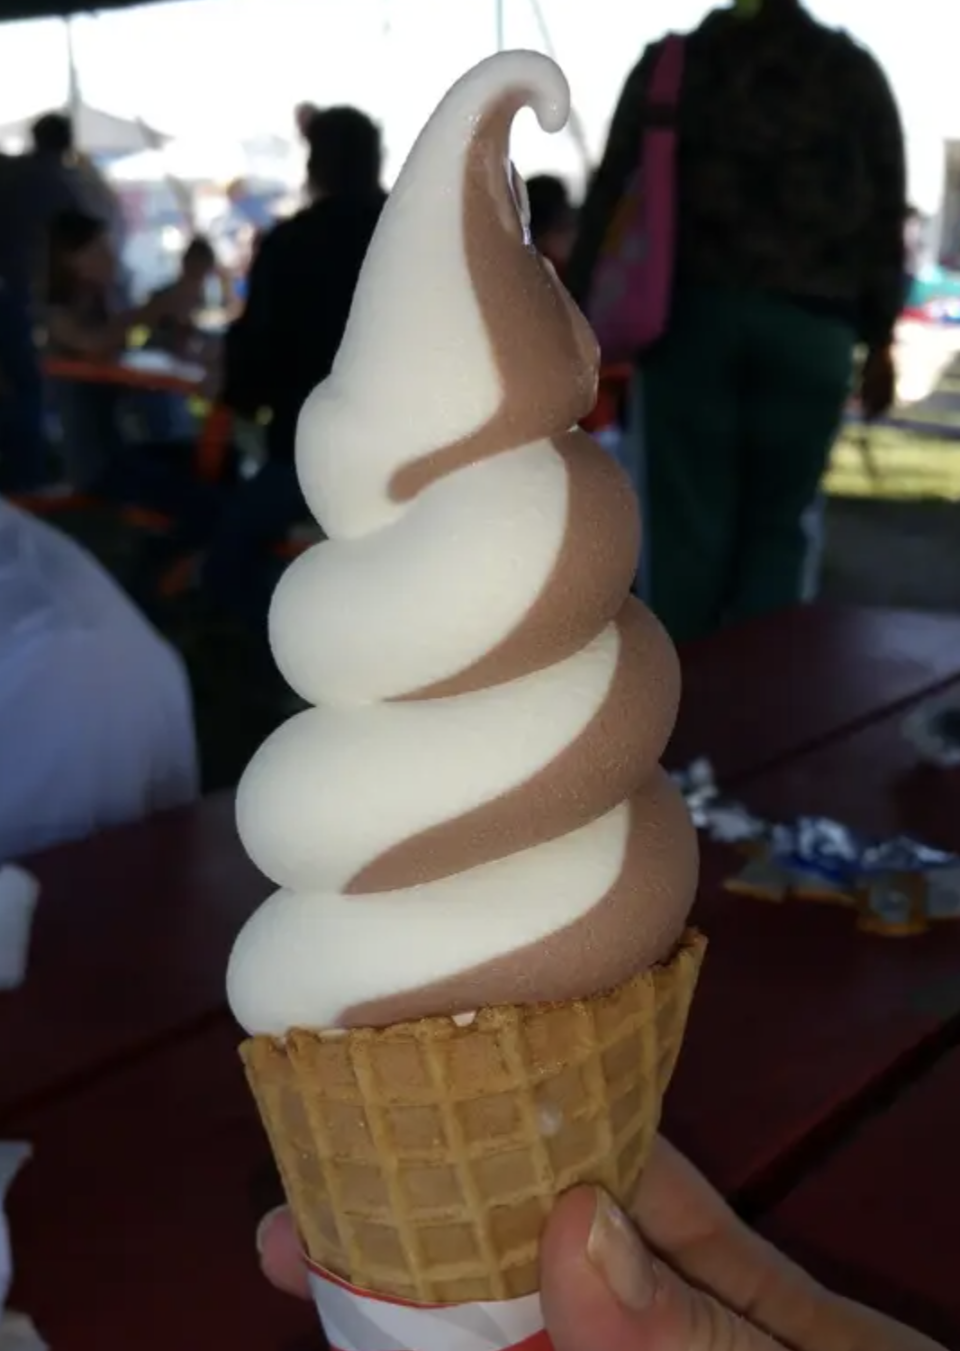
(0, 152, 86, 296)
(569, 3, 907, 348)
(222, 190, 386, 463)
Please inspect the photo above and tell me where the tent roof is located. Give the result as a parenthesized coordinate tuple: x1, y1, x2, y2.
(0, 0, 178, 21)
(0, 101, 167, 152)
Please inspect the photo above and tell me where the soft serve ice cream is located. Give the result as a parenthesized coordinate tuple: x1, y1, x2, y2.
(227, 49, 698, 1038)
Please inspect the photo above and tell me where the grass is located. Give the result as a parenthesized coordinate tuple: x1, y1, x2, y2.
(827, 425, 960, 502)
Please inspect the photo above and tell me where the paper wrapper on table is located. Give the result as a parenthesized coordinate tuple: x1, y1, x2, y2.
(0, 1144, 30, 1317)
(0, 869, 39, 992)
(309, 1265, 552, 1351)
(241, 930, 704, 1309)
(0, 1144, 42, 1351)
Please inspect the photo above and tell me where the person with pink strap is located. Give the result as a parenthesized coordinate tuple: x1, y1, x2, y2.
(569, 0, 906, 644)
(256, 1137, 943, 1351)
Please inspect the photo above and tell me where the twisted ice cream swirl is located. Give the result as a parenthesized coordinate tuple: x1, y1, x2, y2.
(227, 51, 698, 1035)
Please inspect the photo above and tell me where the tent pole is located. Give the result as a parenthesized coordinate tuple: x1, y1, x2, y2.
(526, 0, 591, 177)
(65, 17, 82, 126)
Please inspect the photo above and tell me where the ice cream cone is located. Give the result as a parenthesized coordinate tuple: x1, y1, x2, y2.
(241, 929, 704, 1305)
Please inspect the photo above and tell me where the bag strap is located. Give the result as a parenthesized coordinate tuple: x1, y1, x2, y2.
(646, 33, 685, 110)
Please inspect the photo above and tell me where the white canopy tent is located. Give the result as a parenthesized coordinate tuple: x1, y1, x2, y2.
(0, 100, 167, 155)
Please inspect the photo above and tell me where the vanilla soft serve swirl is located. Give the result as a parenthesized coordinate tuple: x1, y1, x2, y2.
(227, 51, 698, 1035)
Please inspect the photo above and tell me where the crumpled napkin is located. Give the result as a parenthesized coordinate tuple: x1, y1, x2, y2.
(0, 1143, 44, 1349)
(0, 869, 39, 991)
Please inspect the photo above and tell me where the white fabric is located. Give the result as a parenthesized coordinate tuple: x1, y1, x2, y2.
(0, 501, 199, 861)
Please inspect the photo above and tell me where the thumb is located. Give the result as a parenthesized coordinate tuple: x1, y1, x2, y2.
(540, 1188, 785, 1351)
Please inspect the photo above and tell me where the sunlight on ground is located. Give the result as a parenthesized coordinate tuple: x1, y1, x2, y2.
(827, 426, 960, 502)
(828, 326, 960, 502)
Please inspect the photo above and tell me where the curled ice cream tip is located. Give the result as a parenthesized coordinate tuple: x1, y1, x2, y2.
(293, 49, 596, 541)
(227, 51, 698, 1036)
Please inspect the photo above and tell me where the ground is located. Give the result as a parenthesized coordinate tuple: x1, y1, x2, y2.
(821, 331, 960, 610)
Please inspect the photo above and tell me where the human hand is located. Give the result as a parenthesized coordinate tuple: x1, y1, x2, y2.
(859, 344, 897, 422)
(257, 1137, 944, 1350)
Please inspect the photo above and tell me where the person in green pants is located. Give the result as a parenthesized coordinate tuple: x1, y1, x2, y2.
(641, 286, 855, 640)
(569, 0, 905, 644)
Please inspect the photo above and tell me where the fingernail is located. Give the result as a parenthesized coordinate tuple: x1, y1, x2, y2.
(255, 1204, 287, 1257)
(586, 1190, 658, 1312)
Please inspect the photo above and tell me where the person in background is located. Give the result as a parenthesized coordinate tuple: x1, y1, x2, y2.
(28, 114, 128, 280)
(526, 173, 577, 272)
(0, 116, 92, 494)
(45, 210, 160, 363)
(139, 234, 223, 443)
(24, 112, 86, 219)
(0, 155, 48, 492)
(145, 235, 218, 361)
(207, 105, 386, 633)
(42, 210, 219, 566)
(43, 210, 168, 487)
(568, 0, 906, 644)
(0, 497, 198, 860)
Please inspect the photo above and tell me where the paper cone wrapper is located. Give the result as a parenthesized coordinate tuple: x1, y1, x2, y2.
(308, 1264, 552, 1351)
(241, 929, 705, 1311)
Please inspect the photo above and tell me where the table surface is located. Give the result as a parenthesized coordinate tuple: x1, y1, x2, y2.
(762, 1045, 960, 1348)
(670, 604, 960, 781)
(0, 794, 260, 1123)
(7, 1022, 319, 1351)
(7, 605, 960, 1127)
(5, 604, 960, 1347)
(667, 697, 960, 1201)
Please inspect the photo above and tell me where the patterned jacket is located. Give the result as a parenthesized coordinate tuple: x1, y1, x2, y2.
(568, 2, 907, 347)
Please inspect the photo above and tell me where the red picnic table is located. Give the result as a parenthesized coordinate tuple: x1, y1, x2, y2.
(3, 605, 960, 1348)
(43, 349, 207, 397)
(4, 605, 960, 1126)
(37, 349, 232, 487)
(669, 603, 960, 778)
(762, 1044, 960, 1347)
(666, 695, 960, 1203)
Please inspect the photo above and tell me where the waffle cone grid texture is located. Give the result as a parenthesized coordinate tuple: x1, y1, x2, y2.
(241, 929, 705, 1304)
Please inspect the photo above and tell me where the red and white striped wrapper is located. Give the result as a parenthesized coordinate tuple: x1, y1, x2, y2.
(308, 1262, 553, 1351)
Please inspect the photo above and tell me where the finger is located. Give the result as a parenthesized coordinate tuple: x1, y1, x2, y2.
(256, 1205, 311, 1299)
(631, 1141, 843, 1345)
(541, 1187, 785, 1351)
(631, 1142, 936, 1351)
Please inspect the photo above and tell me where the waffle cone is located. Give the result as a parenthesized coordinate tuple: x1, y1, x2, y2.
(241, 928, 705, 1304)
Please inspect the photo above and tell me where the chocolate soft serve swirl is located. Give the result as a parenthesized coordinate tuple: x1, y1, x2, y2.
(227, 51, 698, 1036)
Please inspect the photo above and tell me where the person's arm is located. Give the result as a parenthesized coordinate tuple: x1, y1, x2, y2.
(849, 44, 907, 351)
(47, 294, 167, 361)
(565, 44, 659, 305)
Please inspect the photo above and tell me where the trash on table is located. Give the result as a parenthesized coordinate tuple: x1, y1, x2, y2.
(672, 759, 960, 936)
(903, 695, 960, 768)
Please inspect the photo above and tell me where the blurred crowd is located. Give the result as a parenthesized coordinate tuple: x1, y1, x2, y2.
(0, 0, 911, 861)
